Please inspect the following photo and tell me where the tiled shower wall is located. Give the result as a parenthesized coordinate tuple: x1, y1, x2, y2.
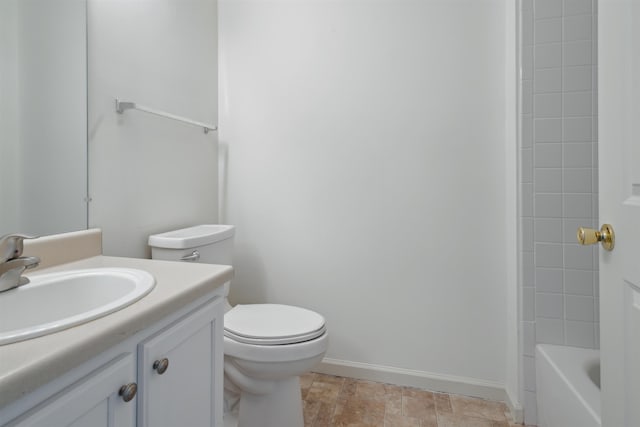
(520, 0, 598, 424)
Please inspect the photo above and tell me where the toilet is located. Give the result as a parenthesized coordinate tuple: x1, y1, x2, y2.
(148, 225, 328, 427)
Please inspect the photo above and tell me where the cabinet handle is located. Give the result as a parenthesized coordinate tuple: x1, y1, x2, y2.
(153, 358, 170, 375)
(119, 383, 137, 402)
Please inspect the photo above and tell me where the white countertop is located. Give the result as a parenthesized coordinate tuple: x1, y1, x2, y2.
(0, 255, 233, 408)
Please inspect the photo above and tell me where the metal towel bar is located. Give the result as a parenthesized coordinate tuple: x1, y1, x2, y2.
(115, 98, 217, 134)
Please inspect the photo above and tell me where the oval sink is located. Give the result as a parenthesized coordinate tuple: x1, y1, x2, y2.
(0, 268, 155, 345)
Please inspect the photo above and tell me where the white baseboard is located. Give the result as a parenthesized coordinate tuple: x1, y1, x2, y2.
(315, 358, 522, 423)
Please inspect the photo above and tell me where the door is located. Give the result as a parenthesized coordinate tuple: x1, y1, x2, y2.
(137, 298, 223, 427)
(599, 1, 640, 426)
(6, 354, 136, 427)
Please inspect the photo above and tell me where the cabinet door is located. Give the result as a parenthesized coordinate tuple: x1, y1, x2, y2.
(138, 297, 223, 427)
(6, 354, 136, 427)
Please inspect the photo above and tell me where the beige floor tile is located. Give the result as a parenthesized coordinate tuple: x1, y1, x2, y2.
(437, 412, 495, 427)
(306, 376, 345, 405)
(313, 402, 337, 427)
(303, 372, 516, 427)
(434, 393, 453, 414)
(304, 400, 322, 426)
(384, 413, 421, 427)
(401, 388, 436, 420)
(332, 398, 385, 427)
(449, 394, 508, 422)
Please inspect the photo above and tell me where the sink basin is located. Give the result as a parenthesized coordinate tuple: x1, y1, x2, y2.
(0, 268, 155, 345)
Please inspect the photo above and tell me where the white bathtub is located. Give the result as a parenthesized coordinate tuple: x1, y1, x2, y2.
(536, 344, 601, 427)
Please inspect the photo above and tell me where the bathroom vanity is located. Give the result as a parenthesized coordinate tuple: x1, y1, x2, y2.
(0, 230, 233, 427)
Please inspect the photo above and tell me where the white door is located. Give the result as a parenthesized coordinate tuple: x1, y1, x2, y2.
(137, 298, 223, 427)
(599, 1, 640, 426)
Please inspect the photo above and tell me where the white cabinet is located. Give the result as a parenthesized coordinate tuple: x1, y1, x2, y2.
(138, 300, 223, 427)
(7, 354, 136, 427)
(2, 295, 223, 427)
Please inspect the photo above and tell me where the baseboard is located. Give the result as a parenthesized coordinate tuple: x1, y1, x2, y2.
(505, 388, 524, 424)
(316, 358, 522, 422)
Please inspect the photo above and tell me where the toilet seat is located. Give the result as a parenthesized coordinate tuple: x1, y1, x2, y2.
(224, 304, 326, 345)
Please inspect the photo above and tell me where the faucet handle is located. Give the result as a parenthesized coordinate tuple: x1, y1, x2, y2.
(0, 233, 38, 263)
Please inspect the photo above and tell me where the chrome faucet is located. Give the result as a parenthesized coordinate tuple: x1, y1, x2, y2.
(0, 234, 40, 292)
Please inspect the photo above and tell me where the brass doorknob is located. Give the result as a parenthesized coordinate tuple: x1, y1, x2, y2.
(577, 224, 615, 251)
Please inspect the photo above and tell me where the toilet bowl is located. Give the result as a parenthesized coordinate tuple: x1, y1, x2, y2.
(148, 225, 328, 427)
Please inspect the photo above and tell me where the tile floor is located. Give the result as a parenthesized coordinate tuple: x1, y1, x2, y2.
(301, 373, 533, 427)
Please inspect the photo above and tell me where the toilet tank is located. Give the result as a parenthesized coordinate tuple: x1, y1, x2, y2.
(148, 224, 235, 265)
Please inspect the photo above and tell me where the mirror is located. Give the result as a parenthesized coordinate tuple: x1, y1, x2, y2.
(0, 0, 88, 237)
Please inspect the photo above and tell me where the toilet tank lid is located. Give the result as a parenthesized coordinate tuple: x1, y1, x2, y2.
(148, 224, 235, 249)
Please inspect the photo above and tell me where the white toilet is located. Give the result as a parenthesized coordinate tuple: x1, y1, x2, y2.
(148, 225, 328, 427)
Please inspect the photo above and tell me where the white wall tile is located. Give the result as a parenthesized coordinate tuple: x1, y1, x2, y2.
(522, 11, 534, 46)
(535, 0, 563, 19)
(523, 355, 537, 391)
(563, 142, 593, 167)
(522, 115, 533, 148)
(565, 269, 594, 295)
(565, 320, 596, 348)
(535, 43, 562, 68)
(536, 243, 563, 268)
(536, 267, 564, 293)
(536, 317, 564, 344)
(564, 193, 592, 218)
(523, 321, 536, 356)
(536, 292, 564, 318)
(564, 0, 593, 16)
(565, 295, 595, 321)
(535, 18, 562, 43)
(535, 118, 562, 142)
(564, 168, 592, 192)
(535, 193, 562, 217)
(522, 148, 533, 183)
(564, 117, 593, 141)
(564, 40, 593, 66)
(522, 45, 534, 80)
(535, 93, 562, 117)
(519, 0, 599, 368)
(524, 251, 535, 286)
(523, 217, 534, 250)
(564, 66, 592, 91)
(524, 390, 538, 426)
(535, 168, 563, 192)
(535, 142, 562, 167)
(523, 183, 534, 216)
(564, 14, 592, 41)
(564, 244, 594, 270)
(524, 286, 536, 321)
(564, 92, 593, 117)
(535, 218, 562, 243)
(534, 68, 562, 93)
(522, 80, 533, 114)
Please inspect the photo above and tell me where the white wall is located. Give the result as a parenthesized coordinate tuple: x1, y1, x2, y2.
(88, 0, 218, 257)
(220, 0, 513, 390)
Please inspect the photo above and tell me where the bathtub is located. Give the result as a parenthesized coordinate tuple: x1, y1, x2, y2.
(536, 344, 601, 427)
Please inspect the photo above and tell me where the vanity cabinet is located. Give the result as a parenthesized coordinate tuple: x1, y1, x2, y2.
(3, 295, 223, 427)
(137, 300, 222, 427)
(7, 354, 136, 427)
